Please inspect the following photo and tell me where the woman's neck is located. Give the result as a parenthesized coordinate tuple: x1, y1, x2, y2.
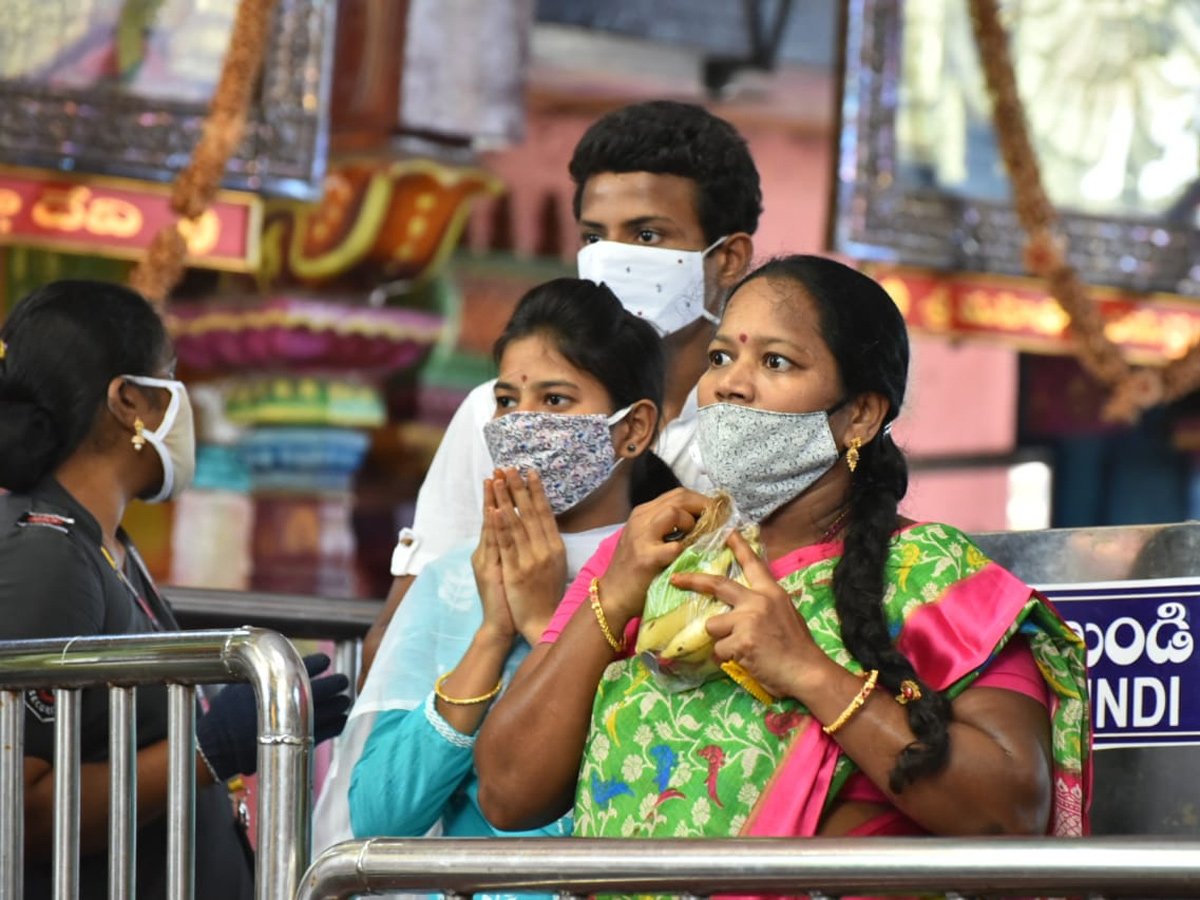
(555, 471, 633, 535)
(757, 473, 851, 562)
(53, 455, 128, 548)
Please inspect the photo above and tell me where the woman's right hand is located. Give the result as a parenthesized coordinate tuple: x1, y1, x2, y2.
(491, 468, 568, 644)
(598, 487, 711, 620)
(472, 478, 516, 642)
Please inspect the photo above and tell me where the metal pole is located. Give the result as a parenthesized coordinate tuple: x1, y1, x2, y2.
(295, 837, 1200, 900)
(0, 629, 312, 900)
(0, 690, 24, 900)
(108, 687, 137, 900)
(333, 639, 359, 704)
(232, 630, 312, 900)
(51, 689, 81, 900)
(166, 685, 196, 900)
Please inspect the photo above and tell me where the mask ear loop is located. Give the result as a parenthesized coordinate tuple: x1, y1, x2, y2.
(825, 396, 851, 417)
(605, 403, 637, 426)
(607, 403, 642, 464)
(698, 236, 731, 326)
(702, 236, 729, 257)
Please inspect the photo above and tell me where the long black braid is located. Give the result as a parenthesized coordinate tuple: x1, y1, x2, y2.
(834, 433, 952, 791)
(736, 255, 953, 792)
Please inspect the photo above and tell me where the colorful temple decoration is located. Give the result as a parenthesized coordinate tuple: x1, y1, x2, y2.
(155, 159, 505, 596)
(167, 300, 441, 595)
(259, 159, 503, 292)
(171, 297, 443, 374)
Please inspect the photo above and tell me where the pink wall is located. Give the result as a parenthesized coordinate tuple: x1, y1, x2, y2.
(466, 105, 1020, 532)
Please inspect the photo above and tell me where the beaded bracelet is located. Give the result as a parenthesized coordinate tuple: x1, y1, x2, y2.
(588, 577, 624, 653)
(822, 668, 879, 735)
(434, 670, 503, 706)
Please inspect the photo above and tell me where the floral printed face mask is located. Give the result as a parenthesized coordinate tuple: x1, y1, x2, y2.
(483, 405, 633, 515)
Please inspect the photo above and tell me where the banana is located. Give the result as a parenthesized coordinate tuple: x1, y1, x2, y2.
(659, 599, 729, 660)
(671, 641, 718, 666)
(660, 615, 713, 660)
(635, 602, 697, 654)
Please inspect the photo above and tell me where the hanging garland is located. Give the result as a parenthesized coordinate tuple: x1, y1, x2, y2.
(967, 0, 1200, 422)
(129, 0, 280, 305)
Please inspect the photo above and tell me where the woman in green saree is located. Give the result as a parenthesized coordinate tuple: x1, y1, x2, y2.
(475, 255, 1089, 847)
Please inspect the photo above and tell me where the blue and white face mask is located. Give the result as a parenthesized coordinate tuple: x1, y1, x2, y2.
(482, 406, 632, 515)
(696, 402, 840, 523)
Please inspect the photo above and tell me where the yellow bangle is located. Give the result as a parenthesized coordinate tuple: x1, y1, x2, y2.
(822, 669, 879, 735)
(589, 577, 624, 653)
(434, 671, 503, 706)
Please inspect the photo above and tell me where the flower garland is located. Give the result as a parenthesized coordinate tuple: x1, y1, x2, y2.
(968, 0, 1200, 422)
(130, 0, 280, 305)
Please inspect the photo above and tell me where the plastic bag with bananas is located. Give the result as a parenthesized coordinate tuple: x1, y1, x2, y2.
(634, 492, 775, 703)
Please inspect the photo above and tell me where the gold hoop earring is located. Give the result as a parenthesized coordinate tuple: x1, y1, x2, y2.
(132, 418, 146, 452)
(846, 437, 862, 473)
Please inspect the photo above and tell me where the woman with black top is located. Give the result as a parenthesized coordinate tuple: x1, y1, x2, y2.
(0, 281, 350, 899)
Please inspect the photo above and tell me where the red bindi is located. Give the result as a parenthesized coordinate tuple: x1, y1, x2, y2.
(520, 375, 527, 383)
(738, 333, 748, 343)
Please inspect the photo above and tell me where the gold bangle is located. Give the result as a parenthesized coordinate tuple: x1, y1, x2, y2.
(434, 671, 503, 706)
(589, 577, 624, 653)
(822, 668, 879, 736)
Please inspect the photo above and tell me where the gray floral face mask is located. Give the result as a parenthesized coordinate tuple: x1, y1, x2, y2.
(696, 402, 841, 523)
(483, 406, 632, 515)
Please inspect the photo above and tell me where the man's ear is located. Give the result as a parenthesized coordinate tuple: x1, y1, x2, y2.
(714, 233, 754, 288)
(614, 400, 659, 459)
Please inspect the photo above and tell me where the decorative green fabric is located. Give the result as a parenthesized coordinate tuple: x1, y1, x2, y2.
(575, 523, 1090, 839)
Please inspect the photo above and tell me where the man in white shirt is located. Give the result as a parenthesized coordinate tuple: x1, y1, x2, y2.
(361, 100, 762, 677)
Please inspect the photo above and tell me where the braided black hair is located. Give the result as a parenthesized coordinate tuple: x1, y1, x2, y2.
(737, 255, 952, 792)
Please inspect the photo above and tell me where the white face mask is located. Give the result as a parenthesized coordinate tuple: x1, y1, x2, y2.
(121, 375, 196, 503)
(696, 402, 841, 523)
(576, 237, 727, 336)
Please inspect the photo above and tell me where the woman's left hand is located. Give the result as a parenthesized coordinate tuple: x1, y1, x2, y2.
(669, 530, 833, 702)
(492, 468, 568, 644)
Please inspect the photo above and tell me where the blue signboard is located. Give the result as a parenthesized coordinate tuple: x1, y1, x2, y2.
(1041, 579, 1199, 749)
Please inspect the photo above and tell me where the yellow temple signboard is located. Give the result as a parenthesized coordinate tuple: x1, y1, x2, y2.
(0, 166, 260, 271)
(874, 266, 1200, 364)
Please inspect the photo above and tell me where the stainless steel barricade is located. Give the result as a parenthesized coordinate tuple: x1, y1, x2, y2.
(297, 836, 1200, 900)
(166, 587, 381, 699)
(0, 627, 312, 900)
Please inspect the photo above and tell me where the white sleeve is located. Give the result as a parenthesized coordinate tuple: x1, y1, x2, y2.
(390, 380, 496, 577)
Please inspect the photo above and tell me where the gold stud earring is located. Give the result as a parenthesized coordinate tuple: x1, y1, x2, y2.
(0, 339, 7, 360)
(132, 418, 146, 452)
(846, 437, 862, 473)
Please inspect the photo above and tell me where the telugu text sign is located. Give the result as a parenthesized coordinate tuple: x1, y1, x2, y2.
(1042, 579, 1199, 749)
(0, 165, 260, 271)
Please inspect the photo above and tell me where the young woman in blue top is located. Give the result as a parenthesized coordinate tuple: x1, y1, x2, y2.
(332, 279, 676, 856)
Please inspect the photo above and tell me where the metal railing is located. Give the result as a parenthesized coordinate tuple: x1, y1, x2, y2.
(166, 587, 381, 698)
(166, 588, 381, 642)
(0, 627, 312, 900)
(298, 836, 1200, 899)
